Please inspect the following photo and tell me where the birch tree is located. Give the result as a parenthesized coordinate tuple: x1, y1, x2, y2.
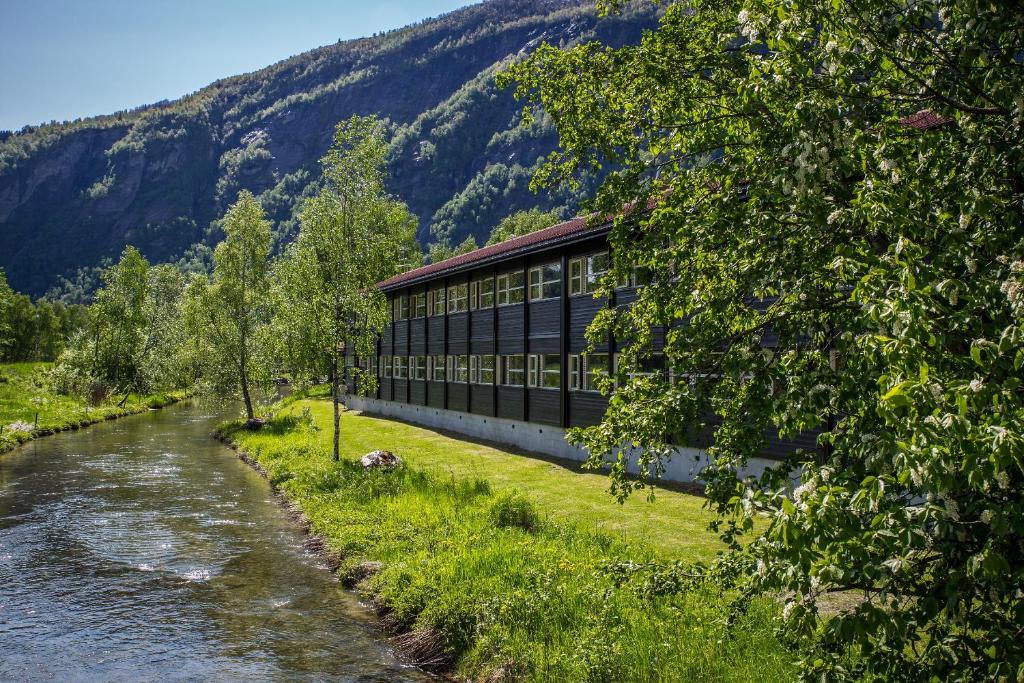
(184, 191, 273, 424)
(277, 115, 418, 461)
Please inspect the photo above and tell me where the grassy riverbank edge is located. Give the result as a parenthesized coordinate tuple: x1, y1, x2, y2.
(0, 363, 189, 456)
(217, 400, 794, 682)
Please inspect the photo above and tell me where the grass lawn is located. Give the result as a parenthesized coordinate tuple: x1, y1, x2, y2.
(289, 399, 720, 559)
(0, 362, 186, 454)
(223, 397, 789, 681)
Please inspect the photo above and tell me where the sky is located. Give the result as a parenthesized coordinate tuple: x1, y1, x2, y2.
(0, 0, 476, 131)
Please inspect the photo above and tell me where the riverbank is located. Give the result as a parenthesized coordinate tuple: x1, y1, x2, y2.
(219, 398, 793, 682)
(0, 362, 188, 455)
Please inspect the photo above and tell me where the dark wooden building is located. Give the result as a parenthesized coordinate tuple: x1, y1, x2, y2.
(344, 214, 815, 480)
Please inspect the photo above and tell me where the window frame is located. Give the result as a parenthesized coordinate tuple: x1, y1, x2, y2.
(496, 271, 525, 306)
(528, 262, 561, 301)
(499, 354, 525, 386)
(427, 287, 445, 316)
(447, 283, 468, 314)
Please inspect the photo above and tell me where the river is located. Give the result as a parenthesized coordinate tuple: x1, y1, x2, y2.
(0, 402, 427, 682)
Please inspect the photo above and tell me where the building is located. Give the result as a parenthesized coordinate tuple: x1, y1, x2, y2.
(343, 214, 811, 483)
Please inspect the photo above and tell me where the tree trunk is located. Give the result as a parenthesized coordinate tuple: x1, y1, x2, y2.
(239, 346, 255, 423)
(332, 353, 341, 462)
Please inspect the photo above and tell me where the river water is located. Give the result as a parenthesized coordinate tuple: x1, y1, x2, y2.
(0, 402, 426, 682)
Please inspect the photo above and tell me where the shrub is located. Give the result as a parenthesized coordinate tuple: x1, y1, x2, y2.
(487, 490, 540, 533)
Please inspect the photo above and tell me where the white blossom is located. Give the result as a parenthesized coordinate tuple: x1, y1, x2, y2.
(996, 471, 1010, 490)
(980, 510, 993, 524)
(969, 379, 984, 393)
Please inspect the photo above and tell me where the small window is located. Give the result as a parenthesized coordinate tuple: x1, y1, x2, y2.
(381, 355, 392, 378)
(428, 287, 445, 316)
(393, 356, 408, 379)
(497, 271, 525, 305)
(411, 355, 426, 380)
(528, 263, 561, 300)
(569, 258, 584, 295)
(471, 355, 495, 384)
(411, 293, 426, 318)
(447, 283, 468, 313)
(527, 354, 561, 389)
(393, 295, 409, 321)
(447, 355, 469, 383)
(500, 355, 525, 386)
(587, 253, 609, 292)
(570, 253, 610, 296)
(429, 355, 446, 381)
(470, 279, 494, 311)
(584, 353, 609, 391)
(568, 354, 581, 390)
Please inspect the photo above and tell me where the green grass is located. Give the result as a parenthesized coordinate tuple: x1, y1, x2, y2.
(222, 399, 793, 681)
(0, 362, 187, 454)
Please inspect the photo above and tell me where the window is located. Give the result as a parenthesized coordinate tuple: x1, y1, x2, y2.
(393, 355, 408, 379)
(569, 353, 609, 391)
(428, 287, 445, 316)
(527, 354, 561, 389)
(470, 277, 495, 310)
(381, 355, 392, 378)
(570, 253, 610, 295)
(470, 355, 495, 384)
(429, 355, 446, 381)
(392, 295, 409, 321)
(616, 265, 654, 290)
(447, 283, 468, 313)
(447, 355, 469, 383)
(612, 353, 665, 380)
(410, 355, 426, 380)
(411, 292, 426, 318)
(499, 355, 525, 386)
(528, 263, 561, 300)
(497, 271, 525, 305)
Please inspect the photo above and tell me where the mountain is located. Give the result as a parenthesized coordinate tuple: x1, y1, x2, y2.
(0, 0, 658, 298)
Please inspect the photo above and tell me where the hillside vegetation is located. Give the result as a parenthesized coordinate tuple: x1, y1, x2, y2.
(0, 0, 658, 298)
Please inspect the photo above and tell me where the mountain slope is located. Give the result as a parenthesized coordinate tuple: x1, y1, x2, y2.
(0, 0, 658, 298)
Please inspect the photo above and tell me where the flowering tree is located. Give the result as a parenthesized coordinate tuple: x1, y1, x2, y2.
(504, 0, 1024, 679)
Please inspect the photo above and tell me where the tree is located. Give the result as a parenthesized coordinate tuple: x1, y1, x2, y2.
(90, 246, 149, 398)
(485, 207, 563, 246)
(0, 270, 13, 359)
(427, 235, 478, 263)
(184, 191, 273, 424)
(504, 1, 1024, 680)
(277, 115, 417, 461)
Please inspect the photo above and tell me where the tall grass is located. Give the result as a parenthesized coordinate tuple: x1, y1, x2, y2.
(224, 408, 794, 681)
(0, 362, 186, 454)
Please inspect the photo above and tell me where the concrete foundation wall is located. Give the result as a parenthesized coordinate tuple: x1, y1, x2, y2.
(344, 395, 778, 484)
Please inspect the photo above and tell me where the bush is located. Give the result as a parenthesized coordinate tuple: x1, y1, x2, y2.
(488, 490, 541, 533)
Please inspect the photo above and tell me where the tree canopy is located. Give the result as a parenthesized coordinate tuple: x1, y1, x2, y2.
(504, 0, 1024, 679)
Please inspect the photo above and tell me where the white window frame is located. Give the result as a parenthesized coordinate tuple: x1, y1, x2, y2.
(447, 283, 468, 313)
(428, 287, 445, 316)
(496, 271, 525, 306)
(499, 354, 525, 386)
(528, 262, 561, 301)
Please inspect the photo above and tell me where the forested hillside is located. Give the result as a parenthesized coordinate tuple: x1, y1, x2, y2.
(0, 0, 657, 299)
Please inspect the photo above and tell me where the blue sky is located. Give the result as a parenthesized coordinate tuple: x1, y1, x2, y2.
(0, 0, 475, 131)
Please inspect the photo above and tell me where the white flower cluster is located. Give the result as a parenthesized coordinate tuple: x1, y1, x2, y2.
(737, 9, 759, 42)
(6, 421, 34, 433)
(939, 491, 960, 521)
(1001, 260, 1024, 314)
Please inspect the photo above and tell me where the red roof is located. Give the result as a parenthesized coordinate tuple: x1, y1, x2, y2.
(899, 109, 953, 130)
(378, 213, 604, 289)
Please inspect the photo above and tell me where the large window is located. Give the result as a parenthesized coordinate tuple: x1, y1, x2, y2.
(447, 283, 468, 313)
(392, 295, 409, 321)
(499, 355, 525, 386)
(429, 355, 446, 381)
(527, 354, 561, 389)
(410, 355, 426, 380)
(382, 355, 392, 378)
(470, 277, 495, 310)
(528, 263, 561, 300)
(497, 271, 525, 305)
(427, 287, 445, 316)
(411, 292, 426, 318)
(447, 355, 469, 383)
(569, 353, 609, 391)
(470, 355, 495, 384)
(569, 252, 610, 296)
